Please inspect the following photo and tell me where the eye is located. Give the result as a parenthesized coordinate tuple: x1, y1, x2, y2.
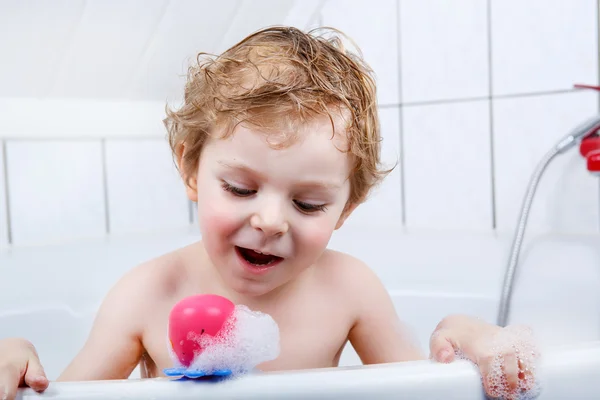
(221, 182, 255, 197)
(294, 200, 327, 213)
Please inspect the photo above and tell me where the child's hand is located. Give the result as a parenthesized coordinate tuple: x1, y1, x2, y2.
(0, 338, 49, 400)
(429, 314, 540, 400)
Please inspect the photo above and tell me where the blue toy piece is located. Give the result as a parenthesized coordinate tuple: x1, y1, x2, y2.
(163, 368, 232, 379)
(163, 367, 233, 379)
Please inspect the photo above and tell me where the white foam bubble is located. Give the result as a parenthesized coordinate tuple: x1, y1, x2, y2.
(168, 305, 280, 375)
(167, 336, 181, 368)
(450, 326, 542, 400)
(475, 325, 542, 400)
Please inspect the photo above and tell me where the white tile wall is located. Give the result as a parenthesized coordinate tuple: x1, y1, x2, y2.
(403, 100, 493, 231)
(0, 141, 8, 250)
(1, 1, 599, 245)
(491, 0, 598, 96)
(320, 0, 399, 106)
(399, 0, 489, 103)
(493, 91, 600, 234)
(104, 140, 190, 234)
(6, 141, 106, 246)
(345, 107, 403, 228)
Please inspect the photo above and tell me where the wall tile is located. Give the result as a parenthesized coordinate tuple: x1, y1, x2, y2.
(399, 0, 489, 103)
(344, 107, 403, 228)
(0, 141, 8, 250)
(493, 91, 600, 234)
(104, 139, 190, 234)
(403, 100, 493, 230)
(6, 141, 106, 246)
(491, 0, 598, 96)
(320, 0, 400, 105)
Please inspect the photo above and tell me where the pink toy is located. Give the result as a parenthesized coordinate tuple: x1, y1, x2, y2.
(168, 294, 235, 367)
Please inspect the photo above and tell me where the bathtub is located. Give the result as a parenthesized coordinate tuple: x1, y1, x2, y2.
(1, 226, 599, 398)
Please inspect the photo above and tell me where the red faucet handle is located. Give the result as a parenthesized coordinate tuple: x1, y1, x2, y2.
(574, 83, 600, 91)
(587, 150, 600, 175)
(580, 136, 600, 157)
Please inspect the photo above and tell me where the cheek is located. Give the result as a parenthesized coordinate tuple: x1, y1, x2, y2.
(295, 218, 337, 254)
(197, 191, 242, 238)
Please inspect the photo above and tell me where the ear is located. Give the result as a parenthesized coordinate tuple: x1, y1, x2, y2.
(176, 143, 199, 202)
(335, 202, 358, 230)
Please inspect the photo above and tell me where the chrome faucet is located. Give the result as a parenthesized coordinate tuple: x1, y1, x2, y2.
(496, 99, 600, 327)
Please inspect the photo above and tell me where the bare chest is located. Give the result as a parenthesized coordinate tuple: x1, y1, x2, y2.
(140, 301, 353, 377)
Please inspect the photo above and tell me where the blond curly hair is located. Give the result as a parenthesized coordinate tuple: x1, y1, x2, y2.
(165, 26, 392, 207)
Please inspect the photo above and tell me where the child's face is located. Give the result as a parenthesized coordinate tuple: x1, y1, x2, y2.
(187, 115, 355, 297)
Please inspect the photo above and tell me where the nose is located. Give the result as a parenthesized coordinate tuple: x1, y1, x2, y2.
(250, 199, 289, 237)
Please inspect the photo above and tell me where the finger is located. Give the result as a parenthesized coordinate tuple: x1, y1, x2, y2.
(0, 364, 21, 400)
(478, 358, 501, 399)
(503, 351, 519, 392)
(23, 357, 49, 392)
(517, 356, 535, 393)
(429, 328, 456, 363)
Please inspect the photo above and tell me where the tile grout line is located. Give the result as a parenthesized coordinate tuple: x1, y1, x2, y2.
(400, 88, 583, 107)
(0, 135, 165, 142)
(0, 136, 167, 141)
(188, 199, 194, 225)
(1, 140, 12, 245)
(486, 0, 497, 230)
(396, 0, 407, 227)
(100, 139, 111, 235)
(0, 90, 585, 136)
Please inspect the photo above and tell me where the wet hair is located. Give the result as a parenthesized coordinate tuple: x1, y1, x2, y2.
(165, 25, 392, 207)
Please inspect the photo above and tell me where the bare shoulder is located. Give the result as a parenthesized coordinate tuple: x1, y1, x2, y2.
(316, 250, 424, 364)
(112, 242, 200, 306)
(88, 241, 200, 341)
(58, 242, 203, 381)
(316, 248, 382, 290)
(315, 248, 396, 316)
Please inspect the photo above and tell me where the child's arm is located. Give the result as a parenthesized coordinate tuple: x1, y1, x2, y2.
(57, 267, 149, 381)
(347, 261, 537, 399)
(346, 262, 425, 364)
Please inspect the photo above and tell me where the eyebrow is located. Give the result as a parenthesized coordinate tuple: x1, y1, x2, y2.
(217, 160, 342, 190)
(218, 160, 259, 176)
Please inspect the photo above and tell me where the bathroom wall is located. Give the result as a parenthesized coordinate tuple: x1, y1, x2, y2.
(0, 0, 598, 250)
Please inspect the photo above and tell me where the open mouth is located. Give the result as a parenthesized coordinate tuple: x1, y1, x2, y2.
(235, 246, 283, 267)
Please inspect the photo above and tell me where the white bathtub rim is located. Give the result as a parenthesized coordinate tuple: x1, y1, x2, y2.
(16, 340, 600, 400)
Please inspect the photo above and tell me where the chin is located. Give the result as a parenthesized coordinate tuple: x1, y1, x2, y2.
(231, 283, 273, 298)
(227, 275, 282, 298)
